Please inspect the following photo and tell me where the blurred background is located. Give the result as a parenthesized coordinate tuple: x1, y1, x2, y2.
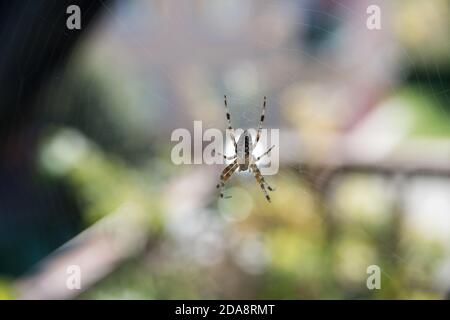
(1, 0, 450, 299)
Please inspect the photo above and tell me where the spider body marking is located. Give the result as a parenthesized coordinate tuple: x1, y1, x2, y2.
(236, 130, 253, 171)
(215, 95, 276, 202)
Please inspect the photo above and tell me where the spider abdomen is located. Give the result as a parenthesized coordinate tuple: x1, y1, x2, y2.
(236, 130, 253, 171)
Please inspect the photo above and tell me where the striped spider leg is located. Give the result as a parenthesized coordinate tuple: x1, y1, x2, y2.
(250, 146, 276, 202)
(216, 159, 239, 198)
(212, 95, 237, 164)
(214, 95, 238, 198)
(224, 94, 238, 154)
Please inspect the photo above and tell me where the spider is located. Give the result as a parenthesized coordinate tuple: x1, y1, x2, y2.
(215, 95, 276, 202)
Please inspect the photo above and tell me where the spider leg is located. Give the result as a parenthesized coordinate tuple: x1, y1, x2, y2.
(255, 96, 266, 145)
(250, 162, 276, 191)
(250, 163, 275, 203)
(255, 145, 275, 162)
(216, 160, 239, 199)
(223, 95, 238, 153)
